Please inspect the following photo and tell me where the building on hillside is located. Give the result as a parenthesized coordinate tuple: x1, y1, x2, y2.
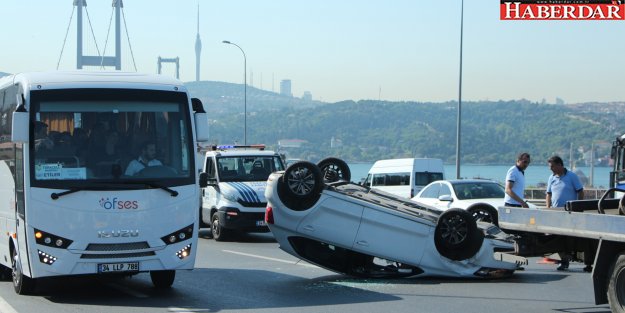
(280, 79, 292, 97)
(330, 136, 342, 148)
(302, 91, 312, 101)
(278, 139, 307, 148)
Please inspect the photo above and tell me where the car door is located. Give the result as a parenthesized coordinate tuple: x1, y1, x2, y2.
(295, 195, 364, 249)
(353, 204, 432, 264)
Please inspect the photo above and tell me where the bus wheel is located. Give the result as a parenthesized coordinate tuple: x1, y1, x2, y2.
(608, 252, 625, 313)
(12, 249, 36, 295)
(150, 270, 175, 288)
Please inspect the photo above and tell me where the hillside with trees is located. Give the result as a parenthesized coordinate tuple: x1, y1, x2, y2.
(188, 82, 624, 165)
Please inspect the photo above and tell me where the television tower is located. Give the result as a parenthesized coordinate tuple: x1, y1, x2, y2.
(194, 3, 202, 81)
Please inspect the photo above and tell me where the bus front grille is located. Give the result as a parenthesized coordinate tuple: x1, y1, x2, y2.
(80, 251, 155, 259)
(86, 242, 150, 251)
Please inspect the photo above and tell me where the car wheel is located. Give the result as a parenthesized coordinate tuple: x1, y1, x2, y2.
(12, 248, 36, 295)
(283, 161, 323, 198)
(434, 209, 484, 261)
(277, 161, 323, 211)
(150, 270, 175, 288)
(211, 213, 230, 241)
(469, 206, 499, 226)
(608, 252, 625, 313)
(317, 157, 351, 184)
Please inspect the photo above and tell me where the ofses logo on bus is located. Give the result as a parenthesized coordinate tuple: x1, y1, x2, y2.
(99, 197, 139, 210)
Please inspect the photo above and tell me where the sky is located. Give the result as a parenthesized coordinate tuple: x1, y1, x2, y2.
(1, 1, 624, 104)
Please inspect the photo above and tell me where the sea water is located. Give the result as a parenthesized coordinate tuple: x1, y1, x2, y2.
(348, 163, 611, 188)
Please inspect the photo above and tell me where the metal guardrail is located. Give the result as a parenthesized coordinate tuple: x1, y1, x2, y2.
(524, 188, 608, 207)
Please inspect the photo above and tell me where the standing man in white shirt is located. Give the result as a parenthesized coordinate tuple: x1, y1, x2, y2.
(504, 152, 531, 208)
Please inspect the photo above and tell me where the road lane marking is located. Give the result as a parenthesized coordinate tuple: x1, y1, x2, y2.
(0, 296, 19, 313)
(168, 308, 211, 312)
(222, 250, 319, 268)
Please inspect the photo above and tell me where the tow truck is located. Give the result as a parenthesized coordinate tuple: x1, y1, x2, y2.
(498, 133, 625, 313)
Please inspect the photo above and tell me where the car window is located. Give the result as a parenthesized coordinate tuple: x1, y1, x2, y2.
(420, 183, 440, 198)
(455, 184, 472, 200)
(482, 183, 506, 198)
(439, 184, 452, 197)
(453, 182, 505, 200)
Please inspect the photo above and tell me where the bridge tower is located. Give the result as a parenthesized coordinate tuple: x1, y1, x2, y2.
(195, 3, 202, 81)
(75, 0, 122, 70)
(157, 57, 180, 79)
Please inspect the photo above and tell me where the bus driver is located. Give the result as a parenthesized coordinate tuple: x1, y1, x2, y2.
(125, 141, 163, 176)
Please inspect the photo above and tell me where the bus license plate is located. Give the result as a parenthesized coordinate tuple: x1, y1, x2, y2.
(256, 220, 266, 226)
(98, 262, 139, 273)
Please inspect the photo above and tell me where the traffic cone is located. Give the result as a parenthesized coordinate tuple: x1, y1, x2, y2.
(537, 257, 560, 264)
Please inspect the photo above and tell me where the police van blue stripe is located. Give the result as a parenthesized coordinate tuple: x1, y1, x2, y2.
(227, 182, 252, 202)
(236, 182, 261, 203)
(237, 182, 261, 203)
(228, 182, 260, 203)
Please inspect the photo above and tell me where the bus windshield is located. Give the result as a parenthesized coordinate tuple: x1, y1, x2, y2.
(30, 88, 194, 188)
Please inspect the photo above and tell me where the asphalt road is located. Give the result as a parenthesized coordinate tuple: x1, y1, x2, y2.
(0, 230, 612, 313)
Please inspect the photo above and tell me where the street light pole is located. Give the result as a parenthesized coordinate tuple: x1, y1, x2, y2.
(222, 40, 247, 145)
(455, 0, 464, 179)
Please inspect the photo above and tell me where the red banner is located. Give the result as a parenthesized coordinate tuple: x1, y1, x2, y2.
(500, 2, 625, 20)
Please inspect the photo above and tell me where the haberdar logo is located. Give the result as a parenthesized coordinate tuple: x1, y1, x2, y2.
(500, 0, 625, 20)
(99, 197, 139, 210)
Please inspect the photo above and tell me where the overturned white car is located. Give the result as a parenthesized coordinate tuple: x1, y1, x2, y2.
(264, 158, 527, 278)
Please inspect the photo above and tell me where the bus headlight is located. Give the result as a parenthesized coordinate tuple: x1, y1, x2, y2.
(160, 224, 194, 245)
(34, 229, 73, 249)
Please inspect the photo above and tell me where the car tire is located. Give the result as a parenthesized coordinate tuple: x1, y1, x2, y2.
(434, 209, 484, 261)
(211, 213, 231, 241)
(150, 270, 175, 288)
(317, 157, 351, 184)
(469, 206, 499, 226)
(12, 248, 36, 295)
(608, 252, 625, 313)
(277, 161, 323, 211)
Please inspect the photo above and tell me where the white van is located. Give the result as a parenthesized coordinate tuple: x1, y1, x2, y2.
(362, 158, 445, 198)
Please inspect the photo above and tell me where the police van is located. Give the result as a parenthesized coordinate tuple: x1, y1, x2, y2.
(200, 145, 285, 241)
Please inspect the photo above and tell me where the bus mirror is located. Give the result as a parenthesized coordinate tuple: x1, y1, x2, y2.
(195, 112, 209, 142)
(11, 111, 29, 143)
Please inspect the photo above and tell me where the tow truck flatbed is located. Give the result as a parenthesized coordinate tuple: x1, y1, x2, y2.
(499, 206, 625, 243)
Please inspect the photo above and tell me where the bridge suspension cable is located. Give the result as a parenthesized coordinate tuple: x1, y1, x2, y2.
(57, 3, 103, 70)
(56, 6, 75, 70)
(121, 8, 137, 71)
(101, 3, 137, 71)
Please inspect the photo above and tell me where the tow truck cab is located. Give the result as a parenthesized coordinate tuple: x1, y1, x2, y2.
(199, 144, 285, 241)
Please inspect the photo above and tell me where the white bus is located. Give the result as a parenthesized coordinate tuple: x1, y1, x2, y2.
(0, 71, 209, 294)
